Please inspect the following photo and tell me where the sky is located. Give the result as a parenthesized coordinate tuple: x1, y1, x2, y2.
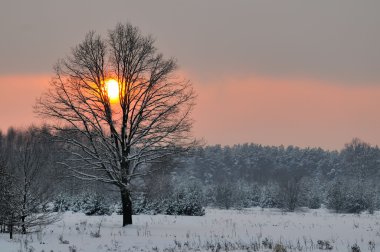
(0, 0, 380, 150)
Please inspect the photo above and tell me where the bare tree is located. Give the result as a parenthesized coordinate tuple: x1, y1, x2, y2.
(0, 127, 59, 238)
(0, 170, 18, 239)
(341, 138, 379, 180)
(12, 128, 59, 233)
(0, 144, 16, 239)
(36, 23, 196, 226)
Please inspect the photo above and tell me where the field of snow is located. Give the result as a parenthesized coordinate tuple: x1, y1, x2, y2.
(1, 208, 379, 252)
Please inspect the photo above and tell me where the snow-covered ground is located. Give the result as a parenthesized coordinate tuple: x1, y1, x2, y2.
(1, 208, 379, 252)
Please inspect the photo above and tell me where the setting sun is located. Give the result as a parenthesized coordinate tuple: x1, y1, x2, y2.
(105, 79, 119, 102)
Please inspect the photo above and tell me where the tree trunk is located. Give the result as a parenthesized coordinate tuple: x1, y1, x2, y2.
(8, 224, 13, 239)
(21, 216, 26, 234)
(120, 187, 133, 226)
(9, 213, 14, 239)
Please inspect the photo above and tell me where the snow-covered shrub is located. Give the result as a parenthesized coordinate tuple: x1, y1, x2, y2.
(326, 179, 376, 214)
(344, 193, 368, 214)
(111, 202, 123, 215)
(351, 244, 361, 252)
(40, 202, 55, 213)
(279, 178, 301, 211)
(308, 196, 322, 209)
(79, 193, 110, 216)
(273, 243, 287, 252)
(54, 193, 110, 215)
(368, 189, 379, 214)
(259, 183, 281, 208)
(212, 180, 259, 209)
(232, 181, 261, 209)
(131, 193, 148, 214)
(53, 194, 72, 212)
(248, 183, 261, 207)
(122, 179, 205, 216)
(368, 241, 375, 252)
(147, 198, 171, 215)
(363, 186, 377, 214)
(203, 184, 216, 206)
(326, 180, 346, 212)
(131, 193, 170, 215)
(166, 180, 205, 216)
(261, 237, 273, 249)
(70, 195, 83, 213)
(317, 240, 333, 250)
(214, 182, 235, 209)
(298, 177, 322, 209)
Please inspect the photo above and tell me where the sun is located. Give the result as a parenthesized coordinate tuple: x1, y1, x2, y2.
(105, 79, 119, 102)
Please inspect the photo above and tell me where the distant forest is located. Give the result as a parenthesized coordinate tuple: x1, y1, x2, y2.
(156, 137, 378, 213)
(1, 126, 379, 222)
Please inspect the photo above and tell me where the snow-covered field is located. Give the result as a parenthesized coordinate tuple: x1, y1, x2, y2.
(1, 208, 379, 252)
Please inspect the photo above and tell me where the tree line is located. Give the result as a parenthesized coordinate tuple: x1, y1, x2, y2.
(2, 126, 379, 239)
(173, 139, 380, 212)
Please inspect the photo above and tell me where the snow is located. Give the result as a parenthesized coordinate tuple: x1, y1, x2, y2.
(1, 208, 379, 251)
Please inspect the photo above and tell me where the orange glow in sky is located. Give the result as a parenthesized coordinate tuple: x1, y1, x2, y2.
(1, 74, 380, 150)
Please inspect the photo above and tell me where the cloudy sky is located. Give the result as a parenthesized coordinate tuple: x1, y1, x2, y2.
(1, 0, 380, 150)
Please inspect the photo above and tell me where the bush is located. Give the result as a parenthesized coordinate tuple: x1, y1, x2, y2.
(299, 177, 322, 209)
(317, 240, 333, 250)
(166, 182, 205, 216)
(326, 179, 376, 213)
(248, 183, 261, 207)
(326, 180, 345, 212)
(279, 179, 301, 211)
(273, 243, 287, 252)
(232, 181, 261, 209)
(131, 193, 149, 214)
(344, 194, 368, 214)
(214, 182, 235, 209)
(53, 192, 111, 215)
(79, 193, 110, 216)
(308, 196, 321, 209)
(53, 194, 72, 212)
(351, 244, 361, 252)
(260, 183, 281, 208)
(131, 194, 170, 215)
(125, 180, 205, 216)
(207, 181, 261, 209)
